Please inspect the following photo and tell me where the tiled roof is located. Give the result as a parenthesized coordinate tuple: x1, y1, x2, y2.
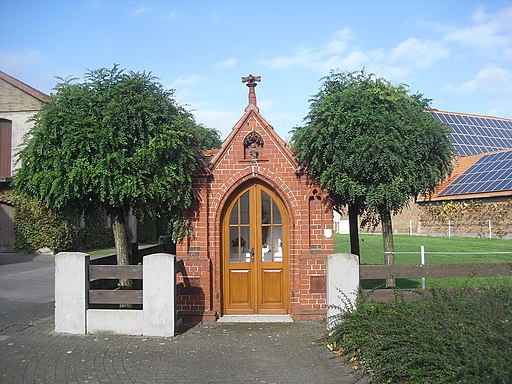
(0, 71, 49, 102)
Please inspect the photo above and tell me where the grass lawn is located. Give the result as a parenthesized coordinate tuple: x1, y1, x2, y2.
(330, 234, 512, 382)
(87, 247, 117, 257)
(334, 233, 512, 288)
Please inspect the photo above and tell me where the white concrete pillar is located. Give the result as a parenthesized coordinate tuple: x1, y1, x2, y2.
(326, 253, 360, 328)
(55, 252, 89, 334)
(143, 253, 175, 337)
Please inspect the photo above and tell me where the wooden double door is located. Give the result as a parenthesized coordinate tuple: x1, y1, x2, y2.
(222, 183, 289, 314)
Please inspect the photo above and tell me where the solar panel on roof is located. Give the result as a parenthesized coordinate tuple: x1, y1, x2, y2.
(431, 112, 512, 156)
(439, 150, 512, 196)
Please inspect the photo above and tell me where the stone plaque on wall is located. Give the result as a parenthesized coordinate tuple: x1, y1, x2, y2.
(310, 275, 326, 293)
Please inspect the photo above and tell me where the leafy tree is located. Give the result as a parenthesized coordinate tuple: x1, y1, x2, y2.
(15, 65, 214, 282)
(193, 124, 222, 150)
(293, 70, 452, 286)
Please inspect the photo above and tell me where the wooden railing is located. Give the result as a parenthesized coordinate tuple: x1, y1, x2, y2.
(88, 265, 143, 305)
(360, 262, 512, 302)
(87, 238, 174, 307)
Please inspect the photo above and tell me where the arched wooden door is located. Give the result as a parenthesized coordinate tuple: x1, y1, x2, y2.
(222, 183, 289, 314)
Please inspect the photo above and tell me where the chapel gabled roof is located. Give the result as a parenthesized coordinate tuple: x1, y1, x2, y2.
(208, 75, 297, 171)
(0, 71, 49, 103)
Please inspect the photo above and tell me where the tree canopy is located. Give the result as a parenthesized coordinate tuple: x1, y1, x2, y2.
(15, 65, 218, 267)
(292, 70, 453, 280)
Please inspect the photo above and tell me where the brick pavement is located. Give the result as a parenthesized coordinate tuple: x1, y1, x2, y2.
(0, 302, 368, 384)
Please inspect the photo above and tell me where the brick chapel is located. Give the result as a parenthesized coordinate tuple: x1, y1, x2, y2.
(175, 75, 334, 322)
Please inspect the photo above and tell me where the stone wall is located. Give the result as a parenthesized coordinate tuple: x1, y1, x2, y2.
(345, 196, 512, 239)
(0, 78, 45, 112)
(416, 197, 512, 239)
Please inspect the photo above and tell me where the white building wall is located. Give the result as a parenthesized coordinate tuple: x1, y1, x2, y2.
(0, 110, 38, 174)
(333, 211, 350, 234)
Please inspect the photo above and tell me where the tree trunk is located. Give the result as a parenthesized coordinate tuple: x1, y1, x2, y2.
(348, 204, 360, 257)
(380, 208, 396, 288)
(111, 207, 132, 290)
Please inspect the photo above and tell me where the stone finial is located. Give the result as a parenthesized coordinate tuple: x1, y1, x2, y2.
(242, 74, 261, 107)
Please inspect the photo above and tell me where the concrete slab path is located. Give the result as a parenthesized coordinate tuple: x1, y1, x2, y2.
(0, 253, 368, 383)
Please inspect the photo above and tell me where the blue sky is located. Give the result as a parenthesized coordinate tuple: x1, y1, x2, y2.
(2, 0, 512, 139)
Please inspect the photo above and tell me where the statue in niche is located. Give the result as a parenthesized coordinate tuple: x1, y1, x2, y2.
(249, 141, 259, 160)
(243, 131, 264, 160)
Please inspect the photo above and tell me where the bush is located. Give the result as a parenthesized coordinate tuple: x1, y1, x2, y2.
(137, 216, 171, 243)
(328, 286, 512, 383)
(7, 192, 77, 253)
(137, 218, 158, 243)
(1, 190, 116, 253)
(75, 206, 114, 250)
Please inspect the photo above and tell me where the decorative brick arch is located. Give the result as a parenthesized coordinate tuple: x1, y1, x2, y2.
(213, 171, 298, 228)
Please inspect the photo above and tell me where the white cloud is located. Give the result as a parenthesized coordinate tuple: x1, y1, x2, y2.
(389, 38, 449, 68)
(444, 5, 512, 58)
(264, 46, 323, 70)
(325, 28, 353, 54)
(132, 6, 149, 15)
(325, 51, 369, 72)
(266, 111, 303, 128)
(193, 109, 240, 138)
(257, 99, 275, 110)
(368, 65, 411, 82)
(0, 50, 43, 70)
(217, 57, 237, 69)
(262, 28, 448, 80)
(262, 28, 354, 72)
(171, 74, 206, 88)
(161, 10, 176, 20)
(458, 66, 512, 93)
(486, 96, 512, 119)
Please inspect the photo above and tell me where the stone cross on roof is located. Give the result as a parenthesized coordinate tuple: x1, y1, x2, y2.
(242, 74, 261, 86)
(242, 74, 261, 107)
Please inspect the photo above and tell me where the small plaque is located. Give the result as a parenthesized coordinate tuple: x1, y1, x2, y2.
(310, 275, 326, 293)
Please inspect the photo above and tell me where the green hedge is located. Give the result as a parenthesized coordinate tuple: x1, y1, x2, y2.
(75, 205, 114, 250)
(0, 190, 114, 253)
(4, 191, 77, 253)
(328, 286, 512, 383)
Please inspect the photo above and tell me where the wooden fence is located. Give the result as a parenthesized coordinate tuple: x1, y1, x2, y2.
(360, 262, 512, 302)
(89, 265, 143, 305)
(88, 239, 173, 307)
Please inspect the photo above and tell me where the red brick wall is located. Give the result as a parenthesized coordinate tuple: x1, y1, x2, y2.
(176, 106, 333, 322)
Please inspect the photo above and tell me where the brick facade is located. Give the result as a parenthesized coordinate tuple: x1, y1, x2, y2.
(176, 78, 333, 322)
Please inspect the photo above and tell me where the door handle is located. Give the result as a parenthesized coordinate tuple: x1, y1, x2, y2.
(251, 248, 255, 262)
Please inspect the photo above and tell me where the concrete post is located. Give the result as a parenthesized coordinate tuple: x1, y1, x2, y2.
(55, 252, 89, 334)
(143, 253, 175, 337)
(326, 253, 360, 328)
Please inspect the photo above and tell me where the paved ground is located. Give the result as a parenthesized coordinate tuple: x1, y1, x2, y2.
(0, 253, 54, 315)
(0, 253, 368, 384)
